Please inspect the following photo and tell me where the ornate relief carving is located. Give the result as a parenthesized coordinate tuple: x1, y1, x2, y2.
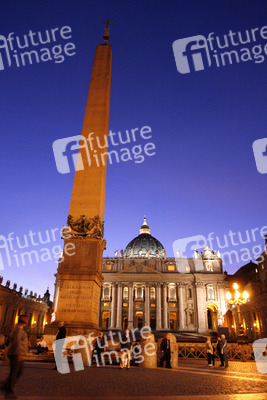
(66, 214, 104, 239)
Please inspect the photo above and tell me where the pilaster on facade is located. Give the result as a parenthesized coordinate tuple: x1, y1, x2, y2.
(116, 283, 122, 329)
(128, 284, 134, 329)
(162, 284, 168, 329)
(144, 285, 150, 327)
(177, 283, 186, 330)
(156, 283, 162, 330)
(194, 282, 207, 334)
(110, 283, 116, 328)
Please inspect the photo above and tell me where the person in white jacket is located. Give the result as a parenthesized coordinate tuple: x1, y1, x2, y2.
(1, 314, 28, 399)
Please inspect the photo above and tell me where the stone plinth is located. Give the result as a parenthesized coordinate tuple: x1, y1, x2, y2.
(169, 333, 178, 368)
(46, 237, 105, 336)
(138, 332, 157, 368)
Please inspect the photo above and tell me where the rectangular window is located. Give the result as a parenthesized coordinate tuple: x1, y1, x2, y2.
(104, 265, 111, 271)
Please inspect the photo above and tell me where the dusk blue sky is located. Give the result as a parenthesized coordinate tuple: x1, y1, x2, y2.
(0, 1, 266, 298)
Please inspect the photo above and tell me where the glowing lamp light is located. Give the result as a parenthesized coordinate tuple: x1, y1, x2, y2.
(243, 291, 249, 300)
(226, 283, 249, 305)
(235, 291, 240, 300)
(226, 292, 232, 300)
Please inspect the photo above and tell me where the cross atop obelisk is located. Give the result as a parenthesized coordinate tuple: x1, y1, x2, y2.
(102, 19, 114, 44)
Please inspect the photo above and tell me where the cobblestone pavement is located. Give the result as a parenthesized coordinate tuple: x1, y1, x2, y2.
(0, 359, 266, 400)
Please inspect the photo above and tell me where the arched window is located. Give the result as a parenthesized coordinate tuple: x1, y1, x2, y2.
(104, 286, 109, 297)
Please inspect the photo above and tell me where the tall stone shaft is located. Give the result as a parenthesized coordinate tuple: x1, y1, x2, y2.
(48, 44, 112, 335)
(69, 44, 112, 221)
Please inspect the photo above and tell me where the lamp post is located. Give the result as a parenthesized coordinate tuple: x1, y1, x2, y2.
(226, 283, 249, 336)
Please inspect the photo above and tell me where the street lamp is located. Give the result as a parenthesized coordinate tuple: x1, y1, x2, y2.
(226, 283, 249, 305)
(226, 283, 249, 336)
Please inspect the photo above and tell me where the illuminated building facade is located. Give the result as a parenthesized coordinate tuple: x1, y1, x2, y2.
(98, 218, 227, 334)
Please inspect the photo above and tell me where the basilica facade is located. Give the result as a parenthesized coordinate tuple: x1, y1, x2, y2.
(99, 219, 227, 335)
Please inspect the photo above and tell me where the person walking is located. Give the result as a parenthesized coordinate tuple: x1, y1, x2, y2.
(93, 332, 106, 365)
(205, 337, 214, 366)
(53, 321, 66, 371)
(0, 314, 28, 399)
(120, 329, 132, 369)
(220, 334, 229, 368)
(160, 333, 172, 368)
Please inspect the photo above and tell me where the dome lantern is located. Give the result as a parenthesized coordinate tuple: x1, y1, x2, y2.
(140, 216, 150, 234)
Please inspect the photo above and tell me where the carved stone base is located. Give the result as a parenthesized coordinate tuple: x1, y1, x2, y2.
(53, 237, 104, 331)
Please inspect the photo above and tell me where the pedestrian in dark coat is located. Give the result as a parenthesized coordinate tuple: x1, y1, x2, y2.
(160, 333, 172, 368)
(220, 334, 229, 368)
(217, 336, 224, 366)
(93, 332, 106, 365)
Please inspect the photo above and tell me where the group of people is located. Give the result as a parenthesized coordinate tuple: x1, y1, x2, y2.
(1, 315, 230, 399)
(205, 334, 228, 368)
(92, 330, 173, 369)
(92, 329, 132, 369)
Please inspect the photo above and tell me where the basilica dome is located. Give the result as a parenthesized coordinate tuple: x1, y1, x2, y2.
(123, 217, 166, 258)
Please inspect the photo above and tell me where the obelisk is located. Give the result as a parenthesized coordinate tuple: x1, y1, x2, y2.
(49, 22, 113, 335)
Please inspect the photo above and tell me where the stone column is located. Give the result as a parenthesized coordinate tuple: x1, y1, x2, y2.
(195, 282, 207, 334)
(163, 284, 168, 329)
(156, 284, 162, 330)
(116, 284, 122, 329)
(110, 284, 116, 328)
(178, 284, 185, 330)
(145, 286, 150, 327)
(128, 285, 134, 329)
